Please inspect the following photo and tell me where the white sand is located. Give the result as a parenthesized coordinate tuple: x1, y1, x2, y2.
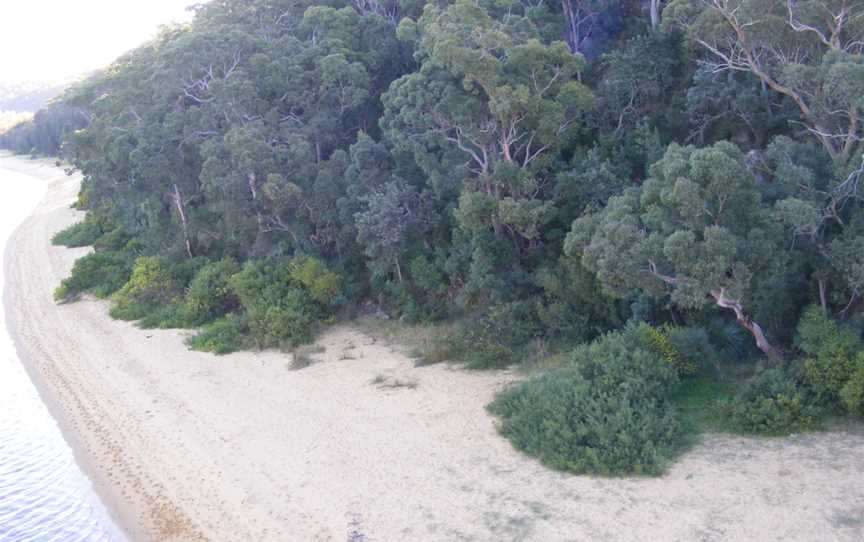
(3, 152, 864, 541)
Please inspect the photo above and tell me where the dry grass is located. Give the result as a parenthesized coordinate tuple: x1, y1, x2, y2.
(354, 316, 457, 366)
(289, 343, 326, 370)
(370, 374, 419, 390)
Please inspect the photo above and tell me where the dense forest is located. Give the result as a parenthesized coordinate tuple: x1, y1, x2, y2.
(4, 0, 864, 474)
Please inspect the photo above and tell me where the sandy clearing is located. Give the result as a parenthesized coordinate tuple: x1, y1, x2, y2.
(3, 152, 864, 542)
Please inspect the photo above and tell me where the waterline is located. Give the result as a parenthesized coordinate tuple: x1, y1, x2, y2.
(0, 162, 125, 542)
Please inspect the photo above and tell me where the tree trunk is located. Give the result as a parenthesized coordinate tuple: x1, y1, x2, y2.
(818, 277, 828, 316)
(394, 256, 403, 283)
(172, 184, 194, 259)
(247, 172, 264, 230)
(711, 289, 782, 361)
(650, 0, 661, 30)
(561, 0, 580, 54)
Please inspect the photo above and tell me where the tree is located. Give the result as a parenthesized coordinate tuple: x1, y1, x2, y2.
(566, 141, 785, 359)
(666, 0, 864, 164)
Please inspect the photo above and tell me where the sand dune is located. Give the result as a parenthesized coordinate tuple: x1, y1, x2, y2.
(4, 153, 864, 541)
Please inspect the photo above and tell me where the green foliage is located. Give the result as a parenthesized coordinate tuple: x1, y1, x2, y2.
(109, 257, 180, 321)
(840, 359, 864, 417)
(671, 377, 734, 433)
(796, 306, 864, 413)
(22, 0, 864, 447)
(640, 324, 700, 377)
(567, 141, 786, 359)
(93, 227, 133, 252)
(229, 258, 340, 349)
(721, 369, 821, 436)
(287, 256, 341, 305)
(489, 327, 683, 476)
(138, 302, 189, 330)
(186, 313, 249, 355)
(54, 251, 131, 301)
(438, 302, 543, 369)
(183, 258, 241, 325)
(51, 220, 102, 247)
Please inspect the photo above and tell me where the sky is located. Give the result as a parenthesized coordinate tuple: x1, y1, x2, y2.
(0, 0, 197, 84)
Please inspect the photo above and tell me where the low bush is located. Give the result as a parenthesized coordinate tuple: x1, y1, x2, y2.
(488, 327, 683, 476)
(51, 219, 103, 247)
(93, 227, 133, 252)
(229, 257, 341, 349)
(54, 251, 131, 301)
(138, 302, 188, 329)
(640, 324, 700, 376)
(839, 354, 864, 417)
(796, 306, 864, 414)
(437, 302, 543, 369)
(183, 258, 241, 325)
(186, 313, 249, 355)
(721, 368, 821, 435)
(110, 257, 181, 320)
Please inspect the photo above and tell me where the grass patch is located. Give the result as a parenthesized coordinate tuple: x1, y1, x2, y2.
(671, 377, 736, 434)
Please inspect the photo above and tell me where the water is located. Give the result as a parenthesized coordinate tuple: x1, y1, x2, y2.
(0, 163, 126, 542)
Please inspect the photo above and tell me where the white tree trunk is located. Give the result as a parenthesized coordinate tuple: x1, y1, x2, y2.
(172, 184, 194, 259)
(711, 289, 781, 361)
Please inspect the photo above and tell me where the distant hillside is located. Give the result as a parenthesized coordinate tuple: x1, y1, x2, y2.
(0, 80, 71, 113)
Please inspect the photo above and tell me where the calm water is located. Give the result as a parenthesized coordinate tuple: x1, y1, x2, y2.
(0, 164, 125, 542)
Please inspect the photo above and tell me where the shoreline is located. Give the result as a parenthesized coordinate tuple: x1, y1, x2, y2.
(1, 154, 142, 541)
(3, 152, 864, 541)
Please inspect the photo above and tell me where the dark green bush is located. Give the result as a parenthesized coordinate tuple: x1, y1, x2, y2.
(721, 368, 821, 435)
(51, 220, 103, 247)
(186, 313, 249, 355)
(110, 257, 181, 320)
(93, 227, 133, 252)
(488, 327, 683, 476)
(183, 258, 242, 325)
(54, 251, 131, 301)
(138, 302, 189, 329)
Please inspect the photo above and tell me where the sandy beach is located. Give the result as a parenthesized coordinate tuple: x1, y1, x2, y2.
(3, 152, 864, 541)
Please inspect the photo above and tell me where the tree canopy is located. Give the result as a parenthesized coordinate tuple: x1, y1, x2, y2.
(3, 0, 863, 367)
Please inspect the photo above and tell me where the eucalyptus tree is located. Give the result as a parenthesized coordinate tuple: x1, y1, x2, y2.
(566, 142, 786, 359)
(665, 0, 864, 164)
(384, 0, 593, 245)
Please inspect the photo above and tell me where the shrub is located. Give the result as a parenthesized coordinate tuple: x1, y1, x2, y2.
(721, 368, 821, 435)
(839, 354, 864, 417)
(229, 257, 340, 349)
(183, 258, 242, 325)
(93, 227, 132, 252)
(54, 251, 131, 301)
(796, 306, 863, 412)
(51, 219, 103, 247)
(442, 302, 543, 369)
(138, 302, 188, 329)
(640, 324, 700, 376)
(168, 256, 209, 288)
(488, 327, 683, 476)
(186, 313, 248, 355)
(110, 257, 180, 320)
(287, 256, 341, 305)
